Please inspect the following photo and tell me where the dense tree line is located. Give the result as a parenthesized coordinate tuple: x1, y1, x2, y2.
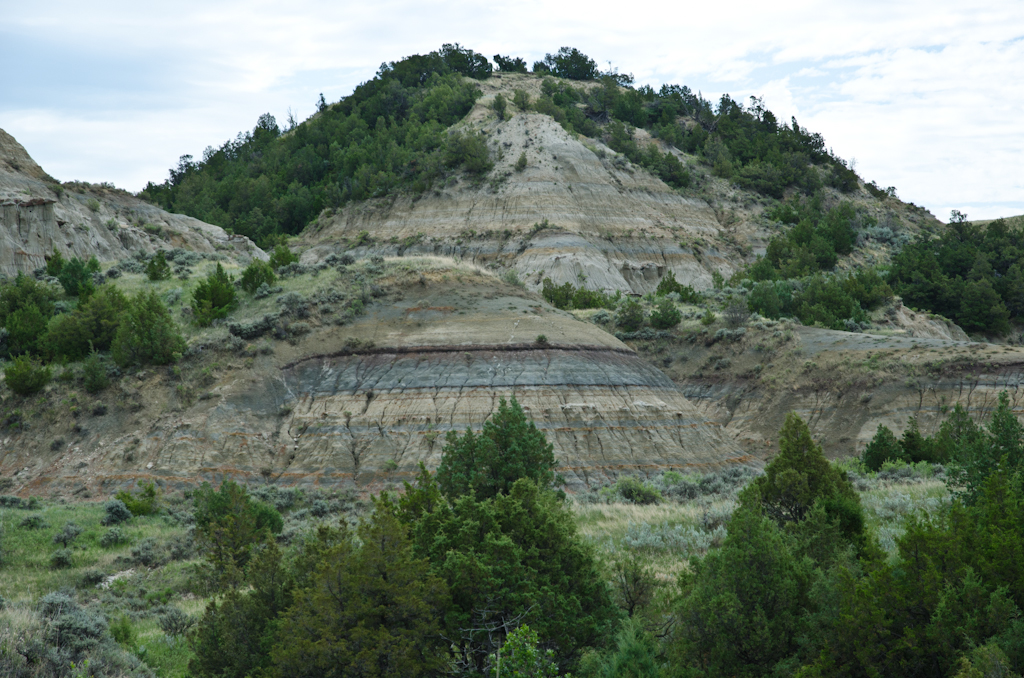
(890, 213, 1024, 335)
(180, 393, 1024, 677)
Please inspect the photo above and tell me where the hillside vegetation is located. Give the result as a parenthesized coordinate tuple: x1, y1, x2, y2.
(4, 396, 1024, 677)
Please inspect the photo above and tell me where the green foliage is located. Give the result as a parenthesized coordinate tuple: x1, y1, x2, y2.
(542, 47, 599, 80)
(437, 396, 556, 501)
(79, 284, 130, 351)
(269, 513, 450, 678)
(654, 271, 702, 302)
(649, 296, 681, 329)
(46, 248, 65, 277)
(402, 476, 617, 671)
(699, 308, 717, 326)
(115, 482, 159, 517)
(515, 151, 528, 172)
(190, 539, 294, 678)
(890, 216, 1024, 335)
(863, 424, 903, 471)
(614, 476, 662, 505)
(513, 89, 531, 110)
(268, 244, 298, 270)
(4, 353, 51, 395)
(541, 278, 617, 310)
(42, 312, 91, 361)
(6, 303, 48, 356)
(111, 290, 186, 367)
(57, 257, 95, 297)
(141, 47, 485, 244)
(616, 299, 645, 332)
(240, 259, 277, 294)
(146, 251, 171, 281)
(579, 620, 661, 678)
(494, 55, 529, 73)
(193, 480, 283, 576)
(191, 263, 238, 326)
(673, 508, 815, 676)
(741, 412, 867, 552)
(489, 625, 562, 678)
(493, 93, 509, 121)
(444, 130, 494, 176)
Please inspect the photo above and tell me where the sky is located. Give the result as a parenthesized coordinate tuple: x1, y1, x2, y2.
(2, 0, 1022, 222)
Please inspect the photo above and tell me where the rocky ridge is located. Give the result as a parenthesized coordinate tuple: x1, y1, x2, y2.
(0, 128, 265, 278)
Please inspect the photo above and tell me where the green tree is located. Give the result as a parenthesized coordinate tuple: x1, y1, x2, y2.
(579, 620, 661, 678)
(46, 248, 65, 277)
(862, 423, 903, 471)
(494, 55, 528, 73)
(402, 477, 616, 671)
(111, 290, 186, 367)
(741, 412, 867, 552)
(268, 245, 298, 270)
(672, 508, 814, 677)
(543, 47, 599, 80)
(489, 625, 562, 678)
(191, 263, 237, 326)
(270, 511, 450, 678)
(79, 284, 129, 351)
(616, 298, 644, 332)
(649, 296, 681, 329)
(240, 259, 277, 294)
(190, 539, 294, 678)
(6, 303, 48, 356)
(57, 257, 94, 297)
(82, 351, 109, 393)
(193, 480, 283, 577)
(4, 353, 51, 396)
(437, 396, 556, 501)
(41, 312, 92, 361)
(146, 251, 171, 281)
(493, 93, 509, 121)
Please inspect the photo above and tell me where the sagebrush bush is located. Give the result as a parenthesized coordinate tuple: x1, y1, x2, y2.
(102, 499, 132, 525)
(100, 526, 130, 548)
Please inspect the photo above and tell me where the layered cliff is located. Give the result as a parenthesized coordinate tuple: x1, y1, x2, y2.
(0, 128, 264, 278)
(0, 257, 751, 496)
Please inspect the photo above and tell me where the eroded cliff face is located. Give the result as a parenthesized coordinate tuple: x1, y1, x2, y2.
(301, 100, 746, 294)
(622, 317, 1024, 459)
(0, 128, 264, 277)
(1, 260, 751, 497)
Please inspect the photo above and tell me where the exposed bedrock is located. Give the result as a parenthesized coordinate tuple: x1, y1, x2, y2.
(124, 346, 749, 493)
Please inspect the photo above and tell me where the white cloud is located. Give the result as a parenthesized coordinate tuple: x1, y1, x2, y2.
(1, 0, 1023, 219)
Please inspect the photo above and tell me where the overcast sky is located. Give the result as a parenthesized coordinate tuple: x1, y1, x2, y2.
(2, 1, 1022, 221)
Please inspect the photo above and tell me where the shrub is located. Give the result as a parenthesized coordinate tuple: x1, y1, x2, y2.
(46, 248, 65, 276)
(515, 151, 527, 172)
(700, 308, 717, 326)
(513, 89, 530, 110)
(492, 93, 508, 121)
(41, 312, 92, 361)
(53, 522, 83, 547)
(536, 334, 548, 345)
(115, 482, 159, 516)
(102, 499, 132, 525)
(109, 614, 137, 649)
(111, 290, 186, 367)
(82, 352, 110, 393)
(616, 299, 645, 332)
(146, 251, 171, 280)
(100, 526, 130, 547)
(159, 608, 195, 637)
(191, 263, 237, 326)
(51, 548, 74, 569)
(4, 354, 51, 395)
(79, 568, 107, 587)
(615, 476, 662, 504)
(655, 271, 702, 303)
(79, 284, 130, 351)
(268, 244, 296, 270)
(19, 514, 49, 529)
(6, 303, 48, 356)
(57, 257, 95, 297)
(649, 297, 681, 329)
(444, 131, 493, 176)
(86, 198, 100, 212)
(240, 259, 277, 294)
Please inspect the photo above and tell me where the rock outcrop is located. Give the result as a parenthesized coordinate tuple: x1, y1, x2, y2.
(0, 128, 264, 278)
